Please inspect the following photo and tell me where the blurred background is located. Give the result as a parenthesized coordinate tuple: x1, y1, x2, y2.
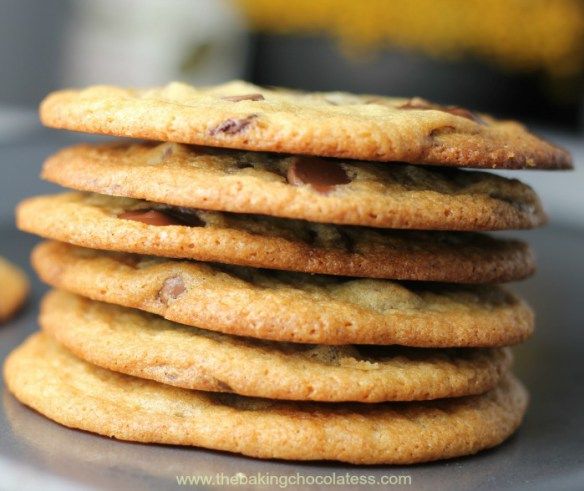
(1, 4, 584, 488)
(0, 0, 583, 227)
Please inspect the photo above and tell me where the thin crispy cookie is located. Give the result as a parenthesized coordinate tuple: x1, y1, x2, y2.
(42, 142, 547, 230)
(18, 193, 536, 283)
(4, 333, 528, 464)
(39, 80, 571, 169)
(32, 242, 534, 347)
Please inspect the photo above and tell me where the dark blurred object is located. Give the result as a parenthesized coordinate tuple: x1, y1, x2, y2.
(238, 0, 584, 131)
(248, 34, 583, 131)
(238, 0, 584, 77)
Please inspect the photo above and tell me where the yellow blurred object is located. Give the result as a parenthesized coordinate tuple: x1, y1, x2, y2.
(236, 0, 584, 76)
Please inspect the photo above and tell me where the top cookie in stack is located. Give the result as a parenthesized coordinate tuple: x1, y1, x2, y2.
(7, 81, 572, 465)
(39, 80, 570, 169)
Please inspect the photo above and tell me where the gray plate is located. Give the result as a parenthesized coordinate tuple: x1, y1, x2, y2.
(0, 135, 583, 490)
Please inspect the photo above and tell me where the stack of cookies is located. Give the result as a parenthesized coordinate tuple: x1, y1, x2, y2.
(6, 81, 571, 464)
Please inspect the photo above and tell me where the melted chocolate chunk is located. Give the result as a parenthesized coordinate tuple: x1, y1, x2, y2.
(118, 209, 184, 226)
(209, 115, 257, 136)
(158, 275, 186, 304)
(287, 156, 351, 194)
(399, 98, 485, 125)
(221, 93, 265, 102)
(162, 207, 206, 227)
(119, 208, 205, 227)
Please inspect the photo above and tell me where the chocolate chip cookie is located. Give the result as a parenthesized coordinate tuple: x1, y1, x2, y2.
(39, 80, 571, 169)
(32, 241, 533, 347)
(17, 193, 536, 283)
(42, 142, 547, 230)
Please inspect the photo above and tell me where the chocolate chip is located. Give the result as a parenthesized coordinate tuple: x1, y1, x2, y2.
(209, 115, 257, 136)
(221, 93, 265, 102)
(162, 207, 206, 227)
(118, 209, 185, 226)
(400, 98, 485, 125)
(158, 275, 186, 305)
(119, 208, 205, 227)
(287, 156, 351, 194)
